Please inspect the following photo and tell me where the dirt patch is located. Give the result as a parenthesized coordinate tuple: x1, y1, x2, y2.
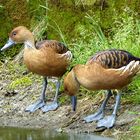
(0, 63, 140, 139)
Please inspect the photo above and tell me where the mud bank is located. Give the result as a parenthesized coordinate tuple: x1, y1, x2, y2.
(0, 63, 140, 139)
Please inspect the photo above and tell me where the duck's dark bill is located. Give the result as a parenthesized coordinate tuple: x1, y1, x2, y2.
(71, 95, 77, 111)
(1, 38, 15, 51)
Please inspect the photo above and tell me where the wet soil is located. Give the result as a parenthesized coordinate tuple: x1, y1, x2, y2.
(0, 62, 140, 139)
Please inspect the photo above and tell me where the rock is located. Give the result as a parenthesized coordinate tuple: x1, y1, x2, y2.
(56, 128, 63, 133)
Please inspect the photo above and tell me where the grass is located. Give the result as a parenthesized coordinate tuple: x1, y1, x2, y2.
(44, 9, 140, 104)
(8, 76, 32, 90)
(2, 6, 140, 104)
(1, 2, 140, 105)
(131, 118, 140, 132)
(0, 1, 140, 137)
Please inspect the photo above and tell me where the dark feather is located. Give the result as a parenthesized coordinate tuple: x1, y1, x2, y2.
(88, 49, 140, 68)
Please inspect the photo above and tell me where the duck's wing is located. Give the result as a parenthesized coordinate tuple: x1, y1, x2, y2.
(98, 61, 140, 89)
(87, 49, 140, 69)
(35, 40, 68, 54)
(36, 40, 72, 63)
(35, 40, 46, 49)
(108, 61, 140, 78)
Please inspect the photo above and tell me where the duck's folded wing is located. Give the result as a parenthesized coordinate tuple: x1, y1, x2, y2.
(109, 61, 140, 78)
(86, 50, 139, 69)
(58, 51, 72, 61)
(36, 40, 68, 54)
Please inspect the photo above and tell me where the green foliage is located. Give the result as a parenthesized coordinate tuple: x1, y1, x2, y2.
(122, 78, 140, 104)
(59, 95, 69, 105)
(0, 0, 46, 60)
(130, 119, 140, 132)
(0, 61, 33, 91)
(131, 125, 140, 132)
(128, 111, 140, 115)
(8, 76, 32, 90)
(26, 0, 47, 25)
(46, 4, 140, 103)
(1, 0, 140, 104)
(0, 4, 4, 10)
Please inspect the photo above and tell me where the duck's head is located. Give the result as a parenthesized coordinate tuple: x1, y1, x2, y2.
(1, 26, 34, 51)
(64, 69, 80, 111)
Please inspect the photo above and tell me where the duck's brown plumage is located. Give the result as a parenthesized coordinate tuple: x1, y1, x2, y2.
(64, 50, 140, 96)
(8, 26, 72, 77)
(1, 26, 73, 113)
(24, 40, 70, 77)
(35, 40, 68, 53)
(87, 49, 140, 68)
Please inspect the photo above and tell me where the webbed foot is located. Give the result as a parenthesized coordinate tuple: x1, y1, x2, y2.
(25, 99, 45, 112)
(41, 102, 59, 112)
(83, 110, 104, 123)
(97, 114, 116, 129)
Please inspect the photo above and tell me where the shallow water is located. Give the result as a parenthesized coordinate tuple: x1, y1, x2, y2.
(0, 126, 114, 140)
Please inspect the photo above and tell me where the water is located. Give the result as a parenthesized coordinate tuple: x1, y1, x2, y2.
(0, 127, 114, 140)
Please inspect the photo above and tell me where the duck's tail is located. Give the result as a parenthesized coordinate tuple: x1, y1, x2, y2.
(60, 51, 73, 61)
(119, 61, 140, 76)
(133, 56, 140, 61)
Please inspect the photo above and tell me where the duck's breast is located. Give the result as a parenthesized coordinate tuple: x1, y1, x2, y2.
(23, 48, 68, 77)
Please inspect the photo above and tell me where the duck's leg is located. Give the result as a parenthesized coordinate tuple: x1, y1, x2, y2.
(25, 77, 47, 112)
(97, 92, 121, 128)
(83, 90, 112, 123)
(41, 78, 60, 112)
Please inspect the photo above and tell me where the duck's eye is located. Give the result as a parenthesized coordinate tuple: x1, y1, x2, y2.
(12, 32, 17, 36)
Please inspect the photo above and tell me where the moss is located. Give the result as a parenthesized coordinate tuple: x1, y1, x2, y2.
(1, 0, 140, 60)
(27, 0, 46, 27)
(1, 0, 140, 105)
(47, 4, 85, 41)
(8, 76, 32, 90)
(0, 0, 46, 59)
(46, 0, 140, 45)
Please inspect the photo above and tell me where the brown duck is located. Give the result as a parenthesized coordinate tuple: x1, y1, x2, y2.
(1, 26, 72, 112)
(64, 50, 140, 128)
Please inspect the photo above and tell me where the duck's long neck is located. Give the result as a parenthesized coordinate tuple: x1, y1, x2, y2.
(24, 41, 35, 49)
(24, 34, 36, 49)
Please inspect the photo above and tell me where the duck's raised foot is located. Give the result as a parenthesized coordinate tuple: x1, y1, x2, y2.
(25, 99, 45, 112)
(41, 102, 59, 112)
(83, 110, 104, 123)
(97, 114, 116, 129)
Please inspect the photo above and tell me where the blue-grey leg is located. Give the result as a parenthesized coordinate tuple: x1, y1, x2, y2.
(97, 92, 121, 128)
(25, 77, 47, 112)
(41, 78, 60, 112)
(83, 90, 112, 123)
